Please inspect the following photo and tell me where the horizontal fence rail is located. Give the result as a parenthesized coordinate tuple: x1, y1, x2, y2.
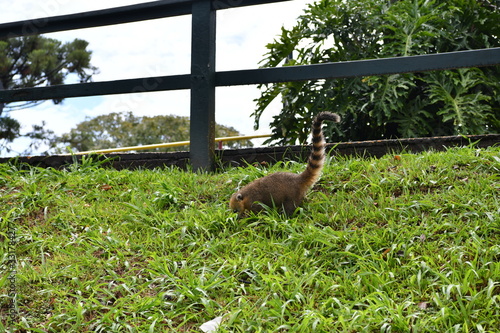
(1, 48, 499, 103)
(0, 0, 499, 170)
(67, 134, 271, 155)
(217, 48, 500, 85)
(0, 0, 291, 38)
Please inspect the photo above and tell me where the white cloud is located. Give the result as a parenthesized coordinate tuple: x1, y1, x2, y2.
(0, 0, 314, 156)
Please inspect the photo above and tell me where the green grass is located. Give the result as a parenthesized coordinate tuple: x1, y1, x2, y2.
(1, 146, 499, 332)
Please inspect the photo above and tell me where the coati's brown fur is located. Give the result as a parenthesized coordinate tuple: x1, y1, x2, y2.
(230, 111, 340, 216)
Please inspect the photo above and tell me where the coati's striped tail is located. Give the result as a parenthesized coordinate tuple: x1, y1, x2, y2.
(301, 111, 340, 188)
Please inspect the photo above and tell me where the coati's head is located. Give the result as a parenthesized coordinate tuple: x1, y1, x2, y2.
(229, 192, 247, 216)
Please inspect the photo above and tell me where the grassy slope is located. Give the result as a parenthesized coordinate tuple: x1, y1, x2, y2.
(0, 147, 499, 332)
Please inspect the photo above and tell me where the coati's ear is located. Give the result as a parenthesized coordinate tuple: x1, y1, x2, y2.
(236, 193, 243, 201)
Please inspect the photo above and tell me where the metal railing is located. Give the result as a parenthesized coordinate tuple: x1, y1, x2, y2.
(0, 0, 499, 170)
(68, 134, 271, 155)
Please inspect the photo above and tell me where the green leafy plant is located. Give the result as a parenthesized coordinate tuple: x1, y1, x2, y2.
(425, 68, 493, 133)
(254, 0, 500, 144)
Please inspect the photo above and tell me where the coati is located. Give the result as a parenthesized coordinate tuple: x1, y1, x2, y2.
(230, 111, 340, 216)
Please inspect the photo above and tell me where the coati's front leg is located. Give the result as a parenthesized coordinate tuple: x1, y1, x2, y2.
(282, 200, 299, 216)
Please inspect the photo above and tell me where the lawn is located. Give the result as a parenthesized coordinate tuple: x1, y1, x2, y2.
(1, 146, 499, 332)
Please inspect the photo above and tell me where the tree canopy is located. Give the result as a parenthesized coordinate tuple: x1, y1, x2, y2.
(254, 0, 500, 145)
(52, 112, 254, 153)
(0, 36, 97, 154)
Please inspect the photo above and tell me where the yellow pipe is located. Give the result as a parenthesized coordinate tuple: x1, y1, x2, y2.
(69, 134, 271, 155)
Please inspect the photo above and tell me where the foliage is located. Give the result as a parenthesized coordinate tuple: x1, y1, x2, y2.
(0, 36, 97, 153)
(254, 0, 500, 145)
(52, 111, 254, 153)
(0, 117, 55, 155)
(0, 117, 20, 142)
(1, 146, 499, 331)
(0, 36, 97, 108)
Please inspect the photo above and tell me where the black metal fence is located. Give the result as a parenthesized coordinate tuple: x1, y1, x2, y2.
(0, 0, 499, 171)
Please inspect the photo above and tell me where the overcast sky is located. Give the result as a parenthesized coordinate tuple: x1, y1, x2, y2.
(0, 0, 315, 156)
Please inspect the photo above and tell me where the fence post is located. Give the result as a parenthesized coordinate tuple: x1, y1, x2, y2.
(190, 0, 216, 172)
(0, 81, 4, 116)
